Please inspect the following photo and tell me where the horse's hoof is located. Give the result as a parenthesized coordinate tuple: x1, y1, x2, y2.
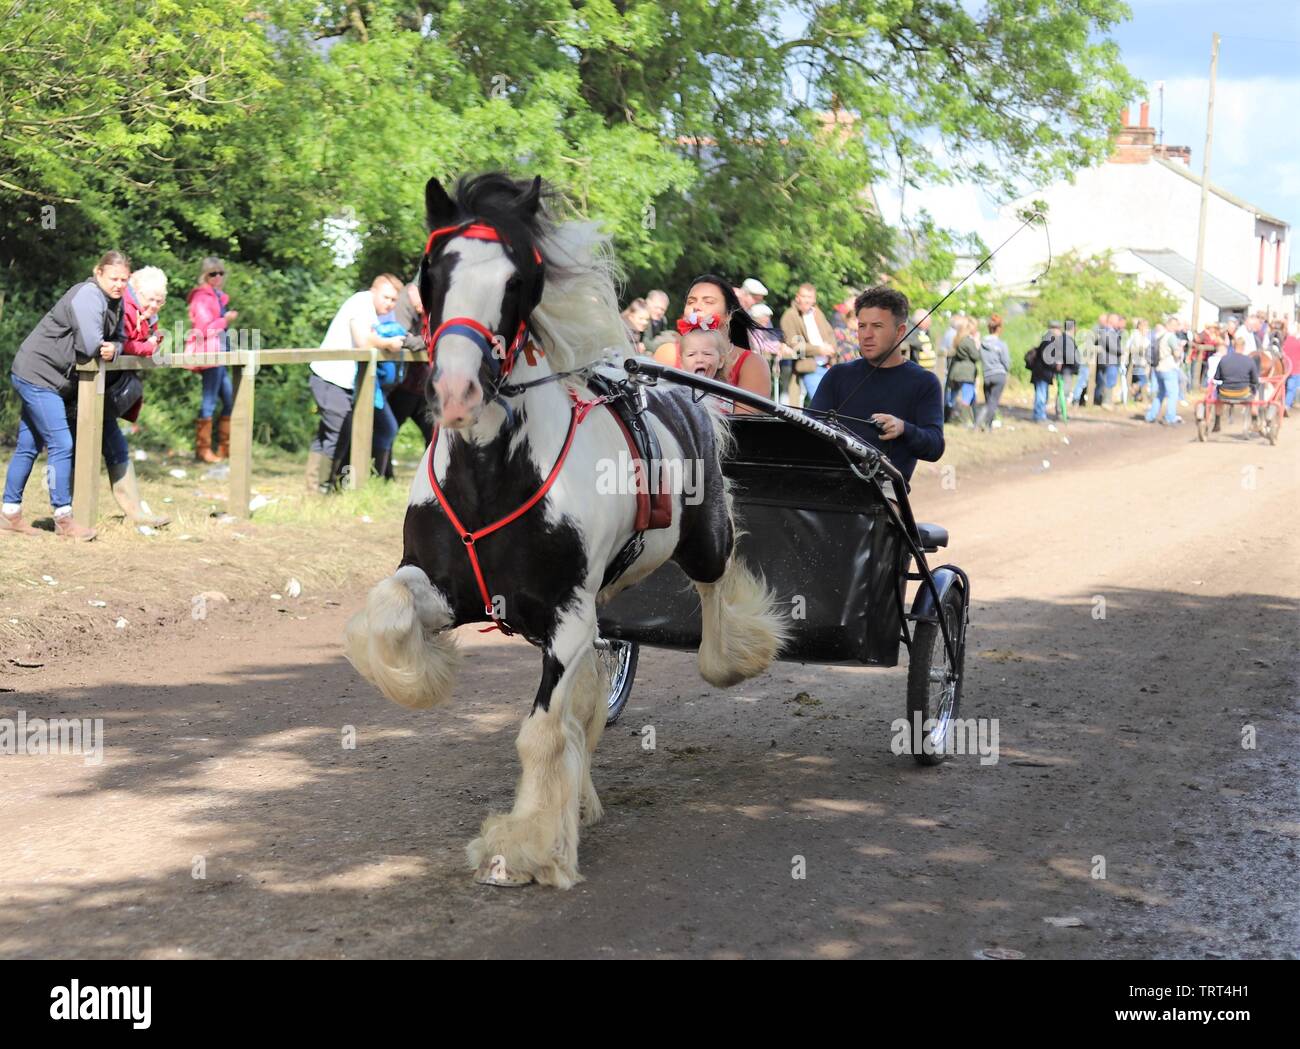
(474, 857, 535, 887)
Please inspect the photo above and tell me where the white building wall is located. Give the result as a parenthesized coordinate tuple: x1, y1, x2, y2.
(990, 161, 1286, 316)
(1251, 228, 1292, 315)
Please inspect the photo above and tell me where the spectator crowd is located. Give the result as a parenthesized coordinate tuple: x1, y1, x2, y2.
(4, 249, 1297, 542)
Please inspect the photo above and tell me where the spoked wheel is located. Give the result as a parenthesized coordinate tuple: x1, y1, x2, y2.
(906, 584, 966, 766)
(595, 637, 639, 726)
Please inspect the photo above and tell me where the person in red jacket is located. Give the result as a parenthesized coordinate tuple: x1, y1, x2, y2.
(186, 256, 239, 462)
(1280, 321, 1299, 417)
(99, 266, 170, 528)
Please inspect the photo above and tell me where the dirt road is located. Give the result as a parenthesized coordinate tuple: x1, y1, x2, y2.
(3, 417, 1297, 959)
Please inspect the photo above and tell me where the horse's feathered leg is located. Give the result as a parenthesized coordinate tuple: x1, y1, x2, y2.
(579, 643, 607, 828)
(344, 564, 461, 709)
(467, 596, 600, 888)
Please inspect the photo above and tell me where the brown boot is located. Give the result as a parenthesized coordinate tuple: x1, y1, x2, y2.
(0, 509, 41, 536)
(216, 416, 232, 460)
(54, 513, 96, 541)
(195, 418, 220, 463)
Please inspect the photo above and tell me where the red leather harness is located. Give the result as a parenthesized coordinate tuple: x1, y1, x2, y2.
(420, 220, 669, 636)
(427, 390, 609, 635)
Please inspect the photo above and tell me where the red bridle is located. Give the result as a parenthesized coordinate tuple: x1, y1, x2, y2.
(419, 222, 544, 384)
(419, 218, 592, 636)
(426, 388, 609, 635)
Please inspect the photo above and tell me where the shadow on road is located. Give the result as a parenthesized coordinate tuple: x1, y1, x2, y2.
(2, 586, 1296, 959)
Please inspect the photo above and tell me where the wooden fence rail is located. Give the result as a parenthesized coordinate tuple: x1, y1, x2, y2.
(73, 347, 426, 527)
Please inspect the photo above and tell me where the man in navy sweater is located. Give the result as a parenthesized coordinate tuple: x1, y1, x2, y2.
(809, 286, 945, 498)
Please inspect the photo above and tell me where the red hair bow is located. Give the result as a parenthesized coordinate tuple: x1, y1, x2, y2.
(676, 312, 724, 335)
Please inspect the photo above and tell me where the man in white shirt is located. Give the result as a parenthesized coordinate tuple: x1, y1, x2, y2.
(306, 274, 404, 491)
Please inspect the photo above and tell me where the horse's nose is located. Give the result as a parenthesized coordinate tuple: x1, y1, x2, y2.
(433, 373, 483, 427)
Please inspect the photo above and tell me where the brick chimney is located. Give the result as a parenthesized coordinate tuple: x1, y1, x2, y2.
(1154, 144, 1192, 165)
(1110, 101, 1155, 164)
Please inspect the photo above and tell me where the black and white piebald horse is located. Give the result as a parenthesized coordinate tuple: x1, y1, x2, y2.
(345, 173, 787, 888)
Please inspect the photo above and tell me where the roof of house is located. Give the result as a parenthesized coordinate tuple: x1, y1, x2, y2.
(1129, 248, 1251, 309)
(1152, 157, 1288, 228)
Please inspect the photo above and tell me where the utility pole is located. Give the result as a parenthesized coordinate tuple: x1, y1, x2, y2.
(1190, 33, 1219, 343)
(1156, 80, 1165, 146)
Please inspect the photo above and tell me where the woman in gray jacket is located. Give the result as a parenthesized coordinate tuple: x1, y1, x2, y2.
(1, 251, 129, 541)
(976, 314, 1011, 431)
(945, 316, 982, 425)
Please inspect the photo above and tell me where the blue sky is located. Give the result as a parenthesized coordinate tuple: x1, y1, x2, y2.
(1112, 0, 1299, 224)
(864, 0, 1300, 249)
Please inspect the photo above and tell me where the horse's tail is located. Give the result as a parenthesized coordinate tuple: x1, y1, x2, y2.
(696, 531, 791, 688)
(344, 565, 460, 709)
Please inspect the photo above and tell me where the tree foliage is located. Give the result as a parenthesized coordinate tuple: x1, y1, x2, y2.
(1028, 250, 1180, 329)
(1, 0, 1138, 441)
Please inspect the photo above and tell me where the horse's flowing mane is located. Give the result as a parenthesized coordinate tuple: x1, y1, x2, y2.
(446, 172, 628, 374)
(532, 221, 628, 373)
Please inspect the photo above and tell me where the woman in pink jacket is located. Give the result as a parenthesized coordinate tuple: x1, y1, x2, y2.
(186, 256, 239, 462)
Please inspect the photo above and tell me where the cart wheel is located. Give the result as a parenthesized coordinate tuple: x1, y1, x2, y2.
(596, 638, 639, 726)
(906, 584, 966, 765)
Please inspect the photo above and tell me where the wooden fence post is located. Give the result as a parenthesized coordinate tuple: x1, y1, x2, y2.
(349, 349, 376, 491)
(72, 362, 105, 527)
(229, 350, 256, 516)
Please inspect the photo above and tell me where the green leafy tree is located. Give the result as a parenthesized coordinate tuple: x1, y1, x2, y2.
(2, 0, 1140, 442)
(888, 212, 996, 319)
(1029, 249, 1179, 330)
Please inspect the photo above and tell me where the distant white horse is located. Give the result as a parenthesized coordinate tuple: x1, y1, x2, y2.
(345, 173, 787, 887)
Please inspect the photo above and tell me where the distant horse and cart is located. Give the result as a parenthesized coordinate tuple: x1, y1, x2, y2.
(1194, 351, 1289, 445)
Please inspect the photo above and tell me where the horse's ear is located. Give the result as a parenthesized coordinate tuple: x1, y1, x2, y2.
(519, 175, 543, 217)
(425, 176, 457, 229)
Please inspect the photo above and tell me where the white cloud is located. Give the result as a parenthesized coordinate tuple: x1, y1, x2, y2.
(875, 177, 1005, 247)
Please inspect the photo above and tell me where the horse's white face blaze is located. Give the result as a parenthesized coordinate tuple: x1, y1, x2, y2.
(432, 239, 515, 430)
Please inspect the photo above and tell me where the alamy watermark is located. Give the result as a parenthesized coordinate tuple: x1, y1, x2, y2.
(0, 710, 104, 766)
(50, 980, 150, 1029)
(595, 452, 704, 504)
(890, 713, 999, 765)
(158, 323, 262, 356)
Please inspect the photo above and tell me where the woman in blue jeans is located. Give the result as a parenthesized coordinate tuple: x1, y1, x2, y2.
(186, 256, 238, 462)
(1145, 368, 1183, 424)
(1, 251, 130, 541)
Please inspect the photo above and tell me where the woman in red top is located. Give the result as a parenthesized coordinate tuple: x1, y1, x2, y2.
(186, 256, 239, 463)
(98, 266, 170, 528)
(652, 275, 770, 413)
(122, 266, 166, 359)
